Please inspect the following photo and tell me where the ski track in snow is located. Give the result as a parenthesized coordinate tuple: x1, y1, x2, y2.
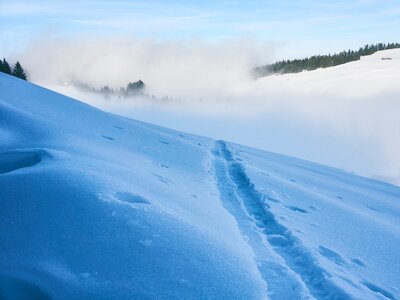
(212, 140, 353, 300)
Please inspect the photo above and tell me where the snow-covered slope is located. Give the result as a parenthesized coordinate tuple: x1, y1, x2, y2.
(257, 49, 400, 98)
(0, 72, 399, 299)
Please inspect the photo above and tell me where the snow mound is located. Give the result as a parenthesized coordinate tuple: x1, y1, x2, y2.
(0, 73, 399, 299)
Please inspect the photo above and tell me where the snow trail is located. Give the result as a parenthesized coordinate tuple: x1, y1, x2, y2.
(212, 143, 311, 299)
(212, 140, 352, 300)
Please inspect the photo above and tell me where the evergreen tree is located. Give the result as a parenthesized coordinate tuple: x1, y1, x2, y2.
(125, 80, 145, 96)
(0, 58, 12, 74)
(12, 61, 27, 80)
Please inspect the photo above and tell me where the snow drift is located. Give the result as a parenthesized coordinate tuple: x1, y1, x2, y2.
(0, 73, 399, 299)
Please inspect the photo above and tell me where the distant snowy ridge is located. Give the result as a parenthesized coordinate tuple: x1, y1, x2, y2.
(255, 43, 400, 77)
(256, 48, 400, 98)
(0, 73, 399, 299)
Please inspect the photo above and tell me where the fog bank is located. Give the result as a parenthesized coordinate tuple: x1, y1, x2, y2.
(16, 37, 400, 185)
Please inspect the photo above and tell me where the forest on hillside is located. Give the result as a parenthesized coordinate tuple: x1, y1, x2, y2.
(255, 43, 400, 77)
(74, 80, 146, 98)
(0, 58, 27, 80)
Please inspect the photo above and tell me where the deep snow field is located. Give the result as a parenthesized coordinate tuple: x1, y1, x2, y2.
(0, 72, 400, 299)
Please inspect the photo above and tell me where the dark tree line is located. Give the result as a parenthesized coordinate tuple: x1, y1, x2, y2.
(0, 58, 27, 80)
(255, 43, 400, 77)
(102, 80, 145, 97)
(76, 80, 145, 98)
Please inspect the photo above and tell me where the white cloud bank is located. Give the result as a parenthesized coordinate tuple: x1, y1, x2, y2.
(16, 36, 400, 185)
(20, 36, 275, 100)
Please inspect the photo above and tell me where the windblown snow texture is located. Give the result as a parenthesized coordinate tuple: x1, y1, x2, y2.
(0, 72, 399, 299)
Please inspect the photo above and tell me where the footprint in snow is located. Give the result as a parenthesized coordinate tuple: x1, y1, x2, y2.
(351, 258, 366, 267)
(361, 281, 396, 300)
(152, 173, 173, 184)
(365, 205, 380, 212)
(285, 205, 308, 213)
(318, 246, 347, 267)
(337, 275, 358, 288)
(101, 135, 114, 141)
(266, 196, 281, 203)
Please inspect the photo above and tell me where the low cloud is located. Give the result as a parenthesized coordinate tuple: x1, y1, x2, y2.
(20, 36, 275, 100)
(17, 35, 400, 185)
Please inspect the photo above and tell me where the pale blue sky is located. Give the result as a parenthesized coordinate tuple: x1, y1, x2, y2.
(1, 0, 400, 58)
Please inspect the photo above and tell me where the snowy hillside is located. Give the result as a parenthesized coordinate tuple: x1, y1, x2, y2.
(256, 49, 400, 98)
(0, 72, 399, 299)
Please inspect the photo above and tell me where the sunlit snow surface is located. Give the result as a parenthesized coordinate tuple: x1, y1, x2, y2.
(0, 73, 399, 299)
